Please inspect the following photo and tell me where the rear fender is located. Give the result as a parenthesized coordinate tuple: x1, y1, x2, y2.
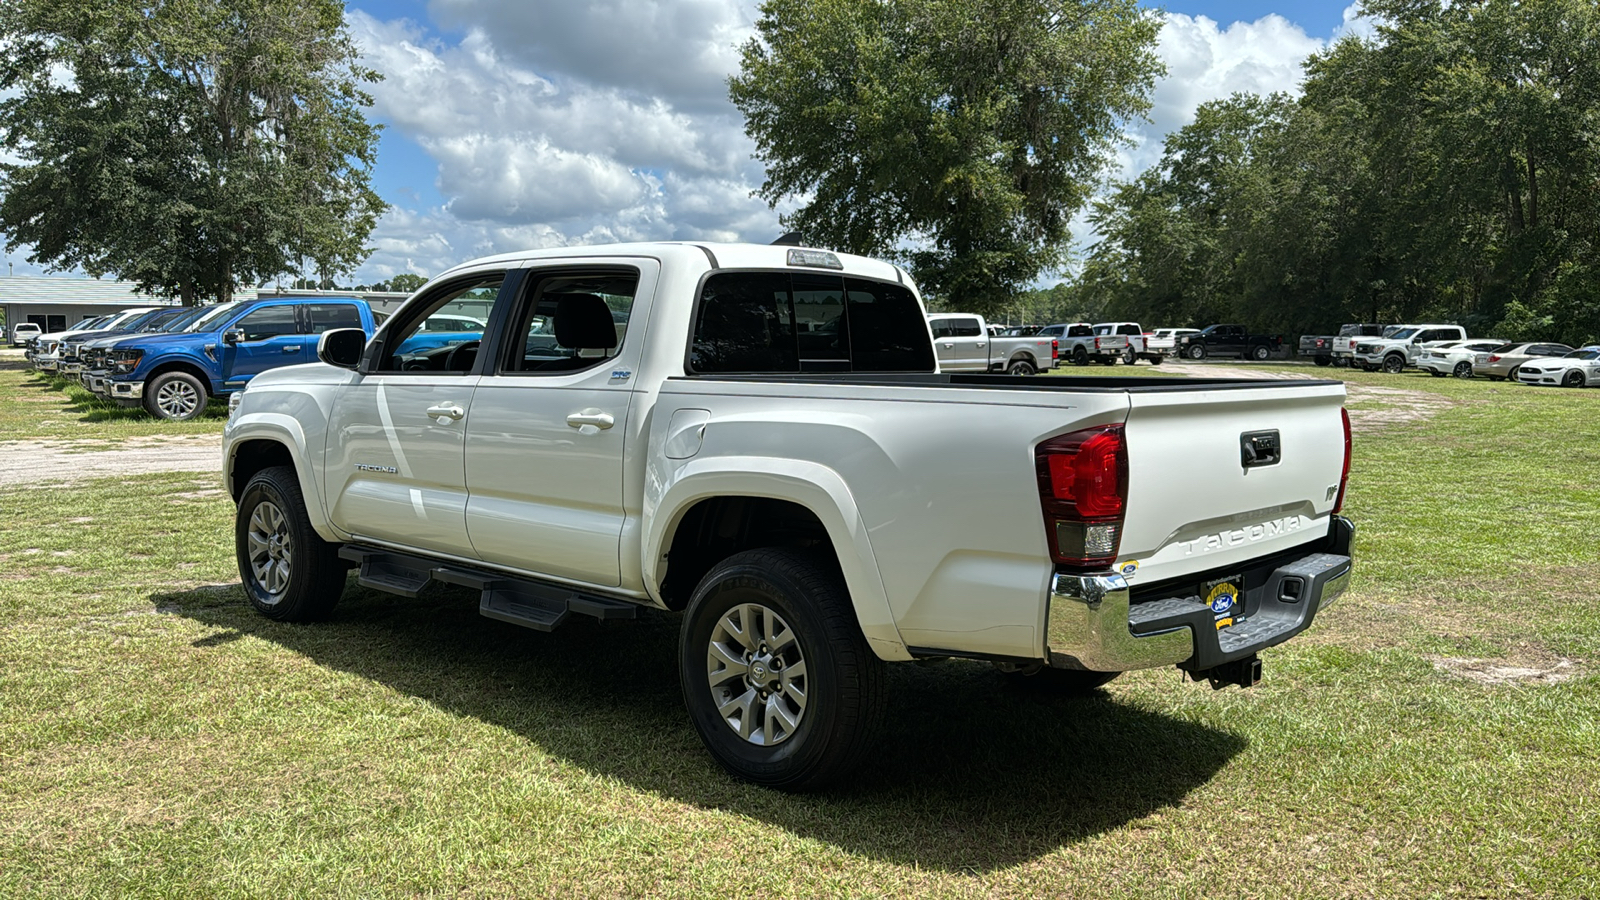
(645, 457, 910, 661)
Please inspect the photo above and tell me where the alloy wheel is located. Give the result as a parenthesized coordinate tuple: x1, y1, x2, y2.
(705, 602, 808, 746)
(246, 500, 293, 600)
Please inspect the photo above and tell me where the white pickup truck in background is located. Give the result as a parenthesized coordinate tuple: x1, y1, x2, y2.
(224, 242, 1354, 790)
(926, 312, 1058, 374)
(1093, 322, 1163, 365)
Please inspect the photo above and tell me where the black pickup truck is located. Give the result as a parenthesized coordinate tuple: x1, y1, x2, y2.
(1177, 324, 1285, 361)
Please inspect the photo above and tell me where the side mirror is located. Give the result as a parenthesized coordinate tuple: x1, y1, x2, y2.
(317, 328, 366, 369)
(223, 328, 245, 345)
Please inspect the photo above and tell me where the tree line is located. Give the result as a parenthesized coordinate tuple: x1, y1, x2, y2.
(1081, 0, 1600, 344)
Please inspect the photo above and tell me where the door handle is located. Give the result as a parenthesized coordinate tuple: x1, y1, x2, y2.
(976, 342, 986, 348)
(942, 342, 954, 348)
(426, 403, 465, 421)
(566, 411, 615, 430)
(284, 345, 301, 353)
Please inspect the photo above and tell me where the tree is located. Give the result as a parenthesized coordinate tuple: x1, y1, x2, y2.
(0, 0, 386, 305)
(380, 273, 427, 293)
(729, 0, 1162, 315)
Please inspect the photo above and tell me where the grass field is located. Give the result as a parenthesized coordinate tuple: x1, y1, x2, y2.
(1, 357, 1597, 897)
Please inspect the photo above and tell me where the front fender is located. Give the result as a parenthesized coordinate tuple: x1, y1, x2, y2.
(224, 412, 335, 542)
(644, 456, 911, 662)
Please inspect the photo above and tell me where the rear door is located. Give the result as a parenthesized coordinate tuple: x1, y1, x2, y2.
(462, 260, 658, 587)
(1118, 382, 1348, 586)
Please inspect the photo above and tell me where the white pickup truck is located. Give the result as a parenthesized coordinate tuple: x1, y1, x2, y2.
(925, 312, 1058, 374)
(223, 242, 1355, 789)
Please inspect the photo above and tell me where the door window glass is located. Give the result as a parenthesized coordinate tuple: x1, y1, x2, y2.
(929, 319, 954, 339)
(234, 305, 300, 341)
(307, 303, 363, 334)
(949, 318, 982, 337)
(506, 271, 638, 374)
(379, 275, 502, 373)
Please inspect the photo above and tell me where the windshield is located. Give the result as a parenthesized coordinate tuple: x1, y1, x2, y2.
(1565, 349, 1600, 360)
(1388, 328, 1419, 340)
(184, 302, 245, 333)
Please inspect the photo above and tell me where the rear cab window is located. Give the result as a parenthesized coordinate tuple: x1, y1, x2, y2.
(690, 272, 935, 373)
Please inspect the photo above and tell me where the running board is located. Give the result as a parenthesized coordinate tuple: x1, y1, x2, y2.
(338, 546, 640, 632)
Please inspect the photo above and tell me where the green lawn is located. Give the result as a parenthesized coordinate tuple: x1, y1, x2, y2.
(0, 351, 228, 441)
(1, 360, 1596, 897)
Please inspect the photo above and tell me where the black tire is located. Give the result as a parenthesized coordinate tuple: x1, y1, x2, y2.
(1006, 358, 1036, 376)
(1507, 366, 1521, 381)
(1003, 666, 1120, 694)
(236, 466, 346, 621)
(1073, 346, 1089, 366)
(1334, 357, 1351, 368)
(1251, 345, 1271, 361)
(1098, 356, 1116, 366)
(1313, 355, 1331, 367)
(1149, 354, 1163, 366)
(1121, 347, 1135, 365)
(1453, 361, 1473, 379)
(1186, 345, 1206, 360)
(1563, 370, 1584, 388)
(679, 548, 885, 790)
(1429, 370, 1446, 377)
(143, 370, 208, 421)
(1382, 354, 1406, 374)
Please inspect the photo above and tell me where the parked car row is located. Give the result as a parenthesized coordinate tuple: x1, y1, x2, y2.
(21, 296, 380, 419)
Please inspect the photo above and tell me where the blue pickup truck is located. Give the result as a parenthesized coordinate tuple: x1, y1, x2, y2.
(103, 296, 377, 420)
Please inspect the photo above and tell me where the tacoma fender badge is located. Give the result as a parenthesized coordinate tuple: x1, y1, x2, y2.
(355, 463, 398, 474)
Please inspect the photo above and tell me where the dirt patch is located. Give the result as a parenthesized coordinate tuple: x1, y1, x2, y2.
(0, 434, 222, 486)
(1165, 362, 1453, 433)
(1430, 656, 1581, 685)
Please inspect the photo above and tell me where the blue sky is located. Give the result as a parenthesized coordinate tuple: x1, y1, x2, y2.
(4, 0, 1374, 285)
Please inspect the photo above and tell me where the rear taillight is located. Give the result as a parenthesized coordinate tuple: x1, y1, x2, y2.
(1051, 339, 1058, 360)
(1035, 425, 1128, 568)
(1094, 337, 1101, 350)
(1332, 407, 1352, 514)
(1488, 355, 1501, 363)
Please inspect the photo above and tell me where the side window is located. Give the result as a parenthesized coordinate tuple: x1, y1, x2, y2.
(1118, 324, 1139, 336)
(306, 303, 363, 334)
(690, 273, 797, 373)
(377, 275, 502, 373)
(505, 270, 638, 374)
(1068, 325, 1093, 338)
(233, 305, 300, 342)
(950, 318, 982, 337)
(929, 319, 954, 339)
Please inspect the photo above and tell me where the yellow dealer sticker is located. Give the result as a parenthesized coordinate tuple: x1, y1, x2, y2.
(1206, 582, 1240, 618)
(1119, 560, 1140, 577)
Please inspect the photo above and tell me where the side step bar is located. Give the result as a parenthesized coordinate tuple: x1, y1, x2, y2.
(338, 546, 640, 633)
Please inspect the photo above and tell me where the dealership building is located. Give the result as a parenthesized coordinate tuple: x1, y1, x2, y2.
(1, 276, 410, 337)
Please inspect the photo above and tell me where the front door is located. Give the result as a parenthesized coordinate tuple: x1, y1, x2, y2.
(325, 272, 508, 559)
(463, 260, 657, 587)
(219, 303, 312, 391)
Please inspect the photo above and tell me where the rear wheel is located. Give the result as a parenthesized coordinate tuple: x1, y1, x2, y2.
(1149, 354, 1163, 366)
(1006, 358, 1036, 376)
(1121, 347, 1135, 365)
(1428, 370, 1446, 377)
(1453, 361, 1473, 378)
(144, 371, 208, 421)
(1563, 370, 1584, 388)
(1251, 345, 1271, 361)
(1073, 346, 1089, 366)
(236, 466, 346, 621)
(1313, 355, 1331, 367)
(1508, 366, 1522, 381)
(679, 548, 885, 790)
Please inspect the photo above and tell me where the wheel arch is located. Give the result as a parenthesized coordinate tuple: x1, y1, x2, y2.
(145, 359, 216, 395)
(226, 422, 336, 541)
(645, 461, 909, 661)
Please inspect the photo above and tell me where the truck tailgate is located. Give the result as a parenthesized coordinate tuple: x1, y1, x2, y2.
(1117, 382, 1347, 588)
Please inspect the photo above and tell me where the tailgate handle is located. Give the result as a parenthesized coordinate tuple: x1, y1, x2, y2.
(1240, 430, 1281, 468)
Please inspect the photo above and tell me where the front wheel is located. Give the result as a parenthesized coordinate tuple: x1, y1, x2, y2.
(1251, 345, 1271, 361)
(679, 548, 885, 790)
(144, 371, 208, 421)
(1006, 358, 1036, 376)
(1382, 354, 1406, 374)
(236, 466, 346, 621)
(1186, 345, 1206, 360)
(1564, 371, 1584, 388)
